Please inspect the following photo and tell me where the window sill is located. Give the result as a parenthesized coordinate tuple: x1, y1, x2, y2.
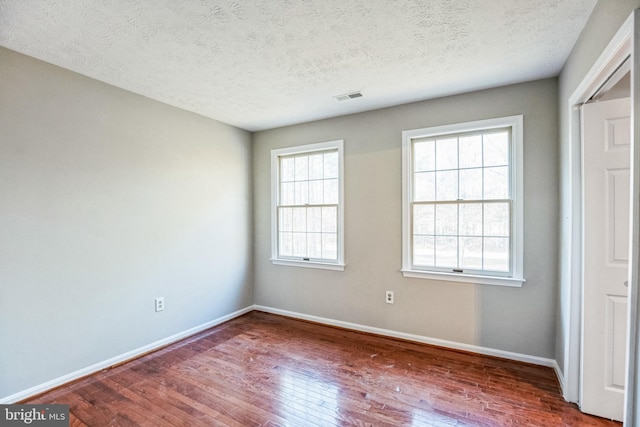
(401, 269, 525, 287)
(271, 259, 346, 271)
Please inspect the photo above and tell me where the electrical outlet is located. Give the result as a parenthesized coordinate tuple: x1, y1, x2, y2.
(385, 291, 394, 304)
(155, 297, 165, 312)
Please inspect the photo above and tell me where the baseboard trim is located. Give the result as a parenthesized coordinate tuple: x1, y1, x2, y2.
(254, 305, 557, 368)
(0, 306, 254, 404)
(553, 360, 566, 396)
(2, 305, 564, 403)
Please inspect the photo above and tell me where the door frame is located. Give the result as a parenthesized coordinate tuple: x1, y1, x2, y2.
(565, 10, 640, 424)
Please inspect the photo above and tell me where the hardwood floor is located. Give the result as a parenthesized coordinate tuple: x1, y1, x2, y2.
(29, 311, 621, 426)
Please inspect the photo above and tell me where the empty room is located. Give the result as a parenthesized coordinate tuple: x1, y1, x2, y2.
(2, 1, 640, 426)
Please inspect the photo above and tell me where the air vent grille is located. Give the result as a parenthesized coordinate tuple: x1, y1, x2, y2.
(335, 91, 363, 101)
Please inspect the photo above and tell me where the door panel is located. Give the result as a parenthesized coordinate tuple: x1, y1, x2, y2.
(608, 168, 630, 264)
(581, 97, 630, 422)
(606, 294, 627, 390)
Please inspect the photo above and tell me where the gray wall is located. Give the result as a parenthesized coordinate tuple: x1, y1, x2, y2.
(253, 79, 559, 359)
(557, 0, 640, 377)
(0, 47, 254, 400)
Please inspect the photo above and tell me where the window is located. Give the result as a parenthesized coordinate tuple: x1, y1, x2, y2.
(402, 116, 524, 287)
(271, 140, 344, 270)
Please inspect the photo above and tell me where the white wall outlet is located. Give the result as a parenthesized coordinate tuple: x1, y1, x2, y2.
(155, 297, 165, 312)
(385, 291, 394, 304)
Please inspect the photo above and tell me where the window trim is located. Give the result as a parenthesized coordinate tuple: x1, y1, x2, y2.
(270, 140, 345, 271)
(401, 116, 525, 287)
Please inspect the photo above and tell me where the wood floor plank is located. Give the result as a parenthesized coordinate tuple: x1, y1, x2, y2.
(28, 311, 622, 426)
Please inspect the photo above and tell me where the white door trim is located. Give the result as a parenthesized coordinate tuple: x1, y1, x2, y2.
(625, 10, 640, 425)
(565, 10, 634, 409)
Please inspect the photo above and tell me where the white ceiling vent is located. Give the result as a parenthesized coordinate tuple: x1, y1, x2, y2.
(335, 91, 363, 101)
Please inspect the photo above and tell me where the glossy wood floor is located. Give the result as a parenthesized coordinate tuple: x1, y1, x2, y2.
(29, 311, 621, 426)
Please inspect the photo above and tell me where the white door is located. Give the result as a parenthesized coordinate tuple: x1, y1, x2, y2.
(581, 97, 631, 421)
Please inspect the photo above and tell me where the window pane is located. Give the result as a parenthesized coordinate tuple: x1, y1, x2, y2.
(435, 236, 458, 268)
(280, 182, 294, 205)
(460, 237, 482, 269)
(294, 181, 309, 205)
(413, 204, 435, 235)
(309, 154, 324, 180)
(436, 170, 458, 201)
(459, 168, 482, 200)
(413, 235, 434, 266)
(323, 178, 339, 204)
(292, 233, 306, 257)
(484, 166, 509, 199)
(322, 207, 337, 232)
(279, 232, 293, 257)
(483, 131, 509, 167)
(484, 237, 510, 272)
(459, 203, 482, 236)
(307, 207, 321, 232)
(294, 156, 308, 181)
(279, 207, 293, 232)
(281, 157, 295, 182)
(307, 233, 322, 258)
(308, 180, 323, 204)
(436, 137, 458, 170)
(322, 233, 337, 260)
(414, 172, 435, 201)
(484, 203, 510, 237)
(414, 140, 435, 172)
(324, 151, 339, 179)
(459, 134, 482, 169)
(292, 207, 306, 232)
(435, 204, 457, 236)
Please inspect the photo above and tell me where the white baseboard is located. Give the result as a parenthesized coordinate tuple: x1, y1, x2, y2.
(553, 360, 566, 395)
(3, 305, 565, 404)
(0, 306, 254, 404)
(254, 305, 558, 369)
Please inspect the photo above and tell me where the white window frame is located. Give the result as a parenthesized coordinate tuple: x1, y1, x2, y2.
(271, 140, 345, 271)
(401, 116, 525, 287)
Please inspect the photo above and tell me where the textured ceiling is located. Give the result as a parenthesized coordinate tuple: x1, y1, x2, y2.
(0, 0, 597, 131)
